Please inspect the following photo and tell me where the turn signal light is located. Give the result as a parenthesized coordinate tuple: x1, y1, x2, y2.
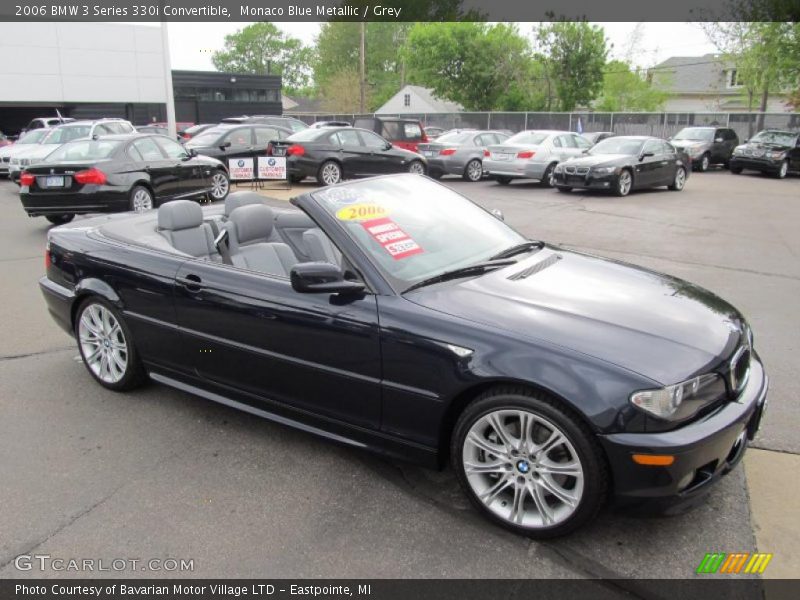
(632, 454, 675, 466)
(439, 148, 457, 156)
(517, 151, 536, 159)
(74, 168, 107, 185)
(286, 144, 305, 157)
(20, 172, 35, 186)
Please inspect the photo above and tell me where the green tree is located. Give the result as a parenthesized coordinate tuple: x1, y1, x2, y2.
(535, 21, 609, 111)
(401, 22, 542, 111)
(595, 60, 669, 111)
(314, 22, 411, 111)
(212, 23, 314, 96)
(319, 67, 366, 113)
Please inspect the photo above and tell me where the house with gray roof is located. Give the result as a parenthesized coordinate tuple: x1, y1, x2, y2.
(650, 54, 792, 112)
(376, 85, 464, 115)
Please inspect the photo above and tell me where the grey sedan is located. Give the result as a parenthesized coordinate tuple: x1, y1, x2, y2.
(484, 130, 593, 186)
(418, 130, 510, 182)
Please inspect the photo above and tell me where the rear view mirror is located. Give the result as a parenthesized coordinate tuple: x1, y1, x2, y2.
(291, 262, 365, 294)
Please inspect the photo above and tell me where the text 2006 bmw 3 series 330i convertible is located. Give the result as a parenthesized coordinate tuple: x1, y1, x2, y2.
(39, 174, 768, 538)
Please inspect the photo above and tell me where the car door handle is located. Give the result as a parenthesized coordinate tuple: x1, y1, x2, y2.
(177, 274, 203, 292)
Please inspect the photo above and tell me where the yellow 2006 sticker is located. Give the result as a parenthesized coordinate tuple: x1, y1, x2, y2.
(335, 203, 389, 221)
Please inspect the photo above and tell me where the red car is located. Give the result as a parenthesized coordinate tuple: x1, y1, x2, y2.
(353, 117, 428, 153)
(0, 131, 11, 148)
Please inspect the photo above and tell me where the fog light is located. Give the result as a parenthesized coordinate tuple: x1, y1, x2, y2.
(677, 471, 695, 490)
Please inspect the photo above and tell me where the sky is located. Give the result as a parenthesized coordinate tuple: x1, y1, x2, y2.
(164, 22, 719, 72)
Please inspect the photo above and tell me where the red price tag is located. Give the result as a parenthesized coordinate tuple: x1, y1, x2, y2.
(361, 217, 423, 260)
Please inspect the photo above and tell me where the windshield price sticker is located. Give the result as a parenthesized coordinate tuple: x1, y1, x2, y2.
(361, 217, 423, 260)
(336, 203, 389, 221)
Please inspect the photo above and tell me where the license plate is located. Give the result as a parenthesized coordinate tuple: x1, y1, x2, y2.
(422, 151, 434, 157)
(45, 176, 65, 187)
(493, 153, 512, 160)
(272, 148, 286, 157)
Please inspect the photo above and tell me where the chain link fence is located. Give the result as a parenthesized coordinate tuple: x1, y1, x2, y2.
(293, 111, 800, 141)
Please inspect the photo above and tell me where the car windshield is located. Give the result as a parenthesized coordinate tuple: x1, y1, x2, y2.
(312, 175, 525, 291)
(673, 128, 714, 141)
(435, 131, 473, 144)
(504, 131, 548, 146)
(590, 137, 645, 155)
(287, 119, 308, 132)
(43, 125, 91, 144)
(186, 129, 225, 146)
(44, 140, 122, 162)
(17, 130, 49, 144)
(750, 131, 797, 146)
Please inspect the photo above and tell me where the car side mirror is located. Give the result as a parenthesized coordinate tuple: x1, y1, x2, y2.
(714, 137, 724, 143)
(639, 152, 654, 161)
(220, 141, 231, 150)
(290, 262, 365, 294)
(187, 148, 198, 157)
(491, 209, 504, 221)
(744, 139, 748, 143)
(384, 142, 392, 150)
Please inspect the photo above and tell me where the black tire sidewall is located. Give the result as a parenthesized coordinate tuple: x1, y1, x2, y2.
(74, 297, 145, 392)
(451, 388, 607, 538)
(46, 214, 74, 225)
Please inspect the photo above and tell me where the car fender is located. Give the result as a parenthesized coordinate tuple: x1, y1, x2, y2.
(73, 277, 122, 311)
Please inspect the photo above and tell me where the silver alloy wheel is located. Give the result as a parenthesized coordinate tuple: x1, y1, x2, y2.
(701, 154, 710, 171)
(132, 188, 153, 212)
(778, 160, 788, 178)
(408, 161, 425, 175)
(466, 159, 483, 181)
(674, 167, 686, 190)
(78, 304, 128, 384)
(321, 162, 341, 185)
(210, 172, 229, 199)
(618, 170, 632, 195)
(462, 409, 584, 528)
(547, 168, 555, 187)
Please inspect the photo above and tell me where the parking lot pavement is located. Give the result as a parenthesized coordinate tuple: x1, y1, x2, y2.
(0, 171, 796, 580)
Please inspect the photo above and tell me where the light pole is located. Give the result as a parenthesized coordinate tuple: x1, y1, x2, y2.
(159, 7, 176, 138)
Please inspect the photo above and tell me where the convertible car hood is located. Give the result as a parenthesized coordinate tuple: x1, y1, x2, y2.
(405, 248, 742, 384)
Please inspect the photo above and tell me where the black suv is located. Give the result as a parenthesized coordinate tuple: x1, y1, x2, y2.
(184, 123, 293, 163)
(221, 115, 309, 133)
(669, 126, 739, 172)
(729, 129, 800, 179)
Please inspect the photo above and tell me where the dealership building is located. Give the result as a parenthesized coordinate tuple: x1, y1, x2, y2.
(0, 22, 281, 134)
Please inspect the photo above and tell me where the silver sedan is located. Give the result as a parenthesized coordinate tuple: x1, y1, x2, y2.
(418, 129, 510, 182)
(483, 130, 593, 186)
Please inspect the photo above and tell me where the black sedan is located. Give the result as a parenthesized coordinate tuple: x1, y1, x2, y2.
(40, 174, 767, 538)
(268, 127, 427, 185)
(729, 129, 800, 178)
(20, 133, 229, 225)
(554, 136, 690, 196)
(184, 123, 293, 165)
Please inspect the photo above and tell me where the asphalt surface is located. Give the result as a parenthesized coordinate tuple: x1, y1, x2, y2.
(1, 168, 797, 581)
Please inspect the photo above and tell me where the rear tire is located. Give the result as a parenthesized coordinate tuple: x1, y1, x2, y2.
(730, 166, 743, 174)
(495, 176, 512, 186)
(46, 214, 74, 225)
(463, 159, 483, 182)
(74, 297, 146, 392)
(451, 386, 608, 539)
(130, 185, 154, 212)
(317, 160, 342, 186)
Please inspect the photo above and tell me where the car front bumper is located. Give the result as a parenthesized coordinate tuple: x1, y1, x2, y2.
(483, 157, 548, 180)
(554, 170, 618, 190)
(730, 156, 785, 173)
(600, 356, 768, 512)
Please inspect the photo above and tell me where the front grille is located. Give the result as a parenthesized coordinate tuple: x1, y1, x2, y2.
(729, 345, 752, 395)
(564, 166, 589, 175)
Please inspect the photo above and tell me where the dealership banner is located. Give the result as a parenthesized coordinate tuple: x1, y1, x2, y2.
(228, 158, 254, 181)
(0, 0, 794, 22)
(257, 156, 287, 180)
(3, 579, 799, 600)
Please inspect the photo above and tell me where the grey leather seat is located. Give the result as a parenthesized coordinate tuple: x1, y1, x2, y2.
(226, 204, 297, 276)
(158, 200, 217, 259)
(303, 228, 342, 266)
(224, 191, 264, 217)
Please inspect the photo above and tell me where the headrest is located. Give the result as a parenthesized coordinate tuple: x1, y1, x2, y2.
(224, 192, 264, 217)
(158, 200, 203, 231)
(229, 204, 274, 244)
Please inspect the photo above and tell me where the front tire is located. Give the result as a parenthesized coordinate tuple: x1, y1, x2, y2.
(46, 214, 74, 225)
(697, 153, 710, 172)
(463, 159, 483, 182)
(495, 176, 512, 186)
(540, 163, 556, 187)
(452, 386, 608, 538)
(407, 160, 426, 175)
(556, 186, 572, 193)
(668, 166, 687, 191)
(130, 185, 154, 212)
(209, 170, 230, 201)
(776, 160, 789, 179)
(614, 169, 632, 196)
(317, 160, 342, 186)
(731, 166, 743, 174)
(75, 297, 146, 391)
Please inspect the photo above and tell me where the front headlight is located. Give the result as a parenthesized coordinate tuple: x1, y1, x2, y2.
(554, 163, 564, 173)
(630, 373, 724, 420)
(592, 166, 616, 175)
(769, 150, 785, 160)
(733, 146, 745, 155)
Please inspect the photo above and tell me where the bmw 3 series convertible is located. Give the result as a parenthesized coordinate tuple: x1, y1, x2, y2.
(39, 174, 767, 537)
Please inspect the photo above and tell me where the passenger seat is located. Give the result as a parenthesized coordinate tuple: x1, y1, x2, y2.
(225, 204, 297, 276)
(157, 200, 218, 259)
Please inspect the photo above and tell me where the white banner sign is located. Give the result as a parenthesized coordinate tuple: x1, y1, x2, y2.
(228, 157, 254, 181)
(258, 156, 287, 180)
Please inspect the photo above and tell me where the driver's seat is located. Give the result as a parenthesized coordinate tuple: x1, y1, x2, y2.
(225, 204, 297, 276)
